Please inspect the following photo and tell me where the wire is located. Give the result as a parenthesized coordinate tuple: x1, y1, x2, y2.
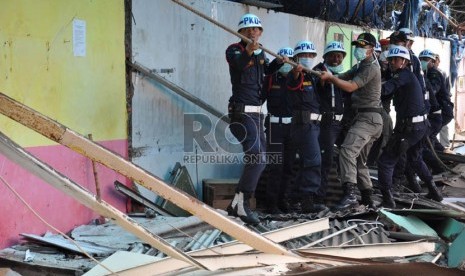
(0, 175, 117, 275)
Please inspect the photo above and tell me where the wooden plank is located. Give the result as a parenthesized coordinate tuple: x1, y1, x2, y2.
(297, 241, 437, 259)
(0, 92, 291, 256)
(0, 132, 206, 270)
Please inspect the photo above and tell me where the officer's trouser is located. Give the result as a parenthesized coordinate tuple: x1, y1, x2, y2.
(339, 112, 383, 190)
(378, 120, 432, 190)
(317, 113, 343, 198)
(229, 113, 266, 193)
(264, 119, 293, 204)
(290, 121, 321, 195)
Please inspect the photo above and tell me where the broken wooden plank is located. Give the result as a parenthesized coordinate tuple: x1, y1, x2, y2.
(0, 92, 291, 256)
(297, 240, 437, 259)
(0, 132, 206, 270)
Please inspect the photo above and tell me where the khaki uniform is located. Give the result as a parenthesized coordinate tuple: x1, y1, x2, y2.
(338, 56, 383, 190)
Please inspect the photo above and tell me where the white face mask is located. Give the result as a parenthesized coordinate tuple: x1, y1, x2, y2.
(325, 63, 344, 73)
(299, 57, 314, 69)
(278, 63, 292, 75)
(421, 60, 429, 71)
(354, 48, 368, 61)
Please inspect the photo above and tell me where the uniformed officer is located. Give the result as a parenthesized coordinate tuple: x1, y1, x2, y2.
(320, 33, 383, 211)
(387, 30, 430, 192)
(426, 52, 454, 152)
(434, 54, 454, 153)
(419, 49, 451, 174)
(287, 40, 326, 213)
(313, 41, 349, 206)
(377, 46, 442, 208)
(225, 13, 287, 223)
(263, 47, 295, 214)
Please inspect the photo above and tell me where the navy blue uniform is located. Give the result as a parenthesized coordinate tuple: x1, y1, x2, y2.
(377, 68, 432, 192)
(287, 71, 321, 198)
(313, 62, 348, 199)
(427, 67, 454, 151)
(226, 41, 282, 194)
(263, 71, 294, 210)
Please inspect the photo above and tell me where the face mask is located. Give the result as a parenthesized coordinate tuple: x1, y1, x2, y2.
(325, 63, 344, 73)
(420, 60, 429, 71)
(278, 63, 292, 75)
(354, 48, 368, 61)
(253, 49, 262, 55)
(299, 57, 314, 69)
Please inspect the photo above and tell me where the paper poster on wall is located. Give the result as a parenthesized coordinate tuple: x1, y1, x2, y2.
(73, 19, 86, 57)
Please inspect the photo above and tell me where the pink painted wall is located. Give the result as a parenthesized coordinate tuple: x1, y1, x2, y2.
(0, 139, 130, 249)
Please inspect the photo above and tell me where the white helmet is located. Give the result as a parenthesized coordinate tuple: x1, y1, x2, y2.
(277, 47, 294, 57)
(293, 40, 317, 56)
(375, 41, 382, 52)
(419, 49, 436, 60)
(399, 28, 414, 40)
(387, 45, 410, 61)
(238, 13, 262, 31)
(323, 41, 346, 57)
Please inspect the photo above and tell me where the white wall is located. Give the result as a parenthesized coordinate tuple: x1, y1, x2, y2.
(131, 0, 327, 200)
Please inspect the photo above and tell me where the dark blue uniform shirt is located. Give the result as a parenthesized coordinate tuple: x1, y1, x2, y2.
(382, 67, 425, 120)
(226, 41, 281, 106)
(287, 72, 320, 113)
(263, 73, 292, 117)
(313, 62, 348, 115)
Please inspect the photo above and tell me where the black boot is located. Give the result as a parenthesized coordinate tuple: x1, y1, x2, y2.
(301, 194, 328, 213)
(236, 192, 260, 224)
(425, 181, 443, 202)
(333, 182, 359, 211)
(405, 173, 422, 193)
(380, 189, 396, 208)
(360, 189, 376, 209)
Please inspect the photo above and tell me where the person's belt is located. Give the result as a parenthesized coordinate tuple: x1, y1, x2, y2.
(244, 105, 261, 113)
(411, 114, 427, 123)
(334, 114, 343, 121)
(354, 107, 383, 113)
(432, 109, 442, 114)
(269, 116, 292, 124)
(308, 113, 322, 121)
(424, 93, 430, 100)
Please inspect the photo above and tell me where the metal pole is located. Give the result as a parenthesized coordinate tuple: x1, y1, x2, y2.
(171, 0, 321, 77)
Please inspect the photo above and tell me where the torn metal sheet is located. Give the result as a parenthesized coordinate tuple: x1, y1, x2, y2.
(110, 218, 330, 275)
(448, 229, 465, 268)
(297, 240, 437, 259)
(437, 218, 465, 241)
(21, 233, 116, 256)
(380, 210, 439, 237)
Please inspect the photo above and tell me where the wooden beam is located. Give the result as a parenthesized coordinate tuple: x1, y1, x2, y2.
(0, 131, 206, 270)
(297, 241, 437, 259)
(0, 92, 292, 256)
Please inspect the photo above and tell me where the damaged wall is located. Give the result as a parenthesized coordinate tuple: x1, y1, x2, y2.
(0, 0, 129, 249)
